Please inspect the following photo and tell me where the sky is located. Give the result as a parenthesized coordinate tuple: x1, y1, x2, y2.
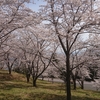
(26, 0, 46, 12)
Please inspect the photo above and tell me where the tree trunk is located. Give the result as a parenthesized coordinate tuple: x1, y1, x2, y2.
(33, 79, 37, 87)
(32, 75, 37, 87)
(73, 78, 76, 90)
(8, 67, 11, 74)
(66, 53, 71, 100)
(26, 74, 30, 83)
(81, 80, 84, 89)
(71, 73, 76, 90)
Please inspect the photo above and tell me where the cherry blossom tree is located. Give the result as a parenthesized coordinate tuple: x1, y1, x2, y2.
(0, 0, 33, 41)
(15, 24, 58, 86)
(0, 0, 36, 63)
(85, 34, 100, 79)
(41, 0, 100, 99)
(51, 38, 90, 90)
(1, 34, 21, 74)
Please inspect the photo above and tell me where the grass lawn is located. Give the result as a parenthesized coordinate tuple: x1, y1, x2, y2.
(0, 70, 100, 100)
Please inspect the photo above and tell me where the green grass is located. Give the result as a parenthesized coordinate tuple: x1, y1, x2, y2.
(0, 70, 100, 100)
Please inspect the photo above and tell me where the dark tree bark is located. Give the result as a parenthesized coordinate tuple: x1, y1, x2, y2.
(71, 72, 77, 90)
(33, 80, 37, 87)
(66, 50, 71, 100)
(73, 80, 76, 90)
(32, 76, 37, 87)
(81, 80, 84, 89)
(73, 78, 76, 90)
(8, 67, 11, 74)
(26, 74, 30, 83)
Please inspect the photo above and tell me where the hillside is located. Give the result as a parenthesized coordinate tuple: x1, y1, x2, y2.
(0, 70, 26, 81)
(0, 70, 100, 100)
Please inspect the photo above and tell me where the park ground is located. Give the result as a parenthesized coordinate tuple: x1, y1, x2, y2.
(0, 70, 100, 100)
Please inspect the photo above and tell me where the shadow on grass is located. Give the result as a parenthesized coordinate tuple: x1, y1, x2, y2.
(28, 92, 100, 100)
(72, 96, 100, 100)
(0, 79, 65, 91)
(0, 73, 13, 81)
(73, 89, 100, 95)
(29, 92, 66, 100)
(37, 81, 65, 91)
(0, 92, 100, 100)
(0, 81, 32, 90)
(0, 94, 22, 100)
(39, 83, 64, 89)
(0, 81, 100, 100)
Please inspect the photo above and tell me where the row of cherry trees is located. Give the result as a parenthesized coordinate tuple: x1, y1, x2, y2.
(0, 0, 35, 73)
(1, 0, 100, 100)
(0, 0, 58, 87)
